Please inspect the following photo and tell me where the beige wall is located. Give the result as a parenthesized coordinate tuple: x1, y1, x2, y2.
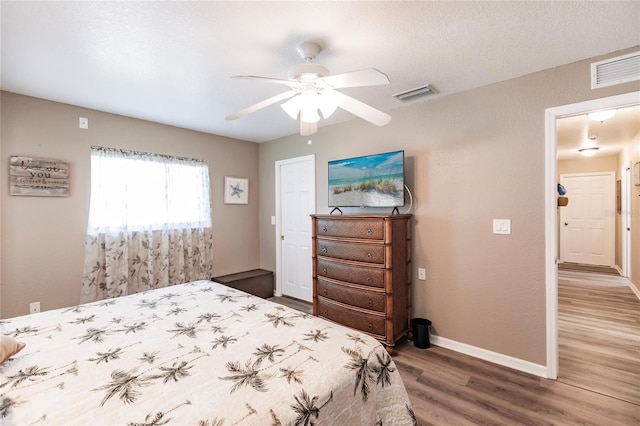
(558, 155, 618, 175)
(259, 47, 640, 366)
(0, 92, 260, 318)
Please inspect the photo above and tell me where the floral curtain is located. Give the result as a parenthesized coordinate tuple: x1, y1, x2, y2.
(80, 147, 213, 303)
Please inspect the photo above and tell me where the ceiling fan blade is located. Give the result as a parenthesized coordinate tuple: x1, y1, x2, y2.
(318, 69, 390, 89)
(225, 90, 296, 120)
(300, 121, 317, 136)
(232, 75, 300, 89)
(331, 91, 391, 126)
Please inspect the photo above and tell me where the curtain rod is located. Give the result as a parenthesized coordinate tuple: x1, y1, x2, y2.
(90, 145, 207, 163)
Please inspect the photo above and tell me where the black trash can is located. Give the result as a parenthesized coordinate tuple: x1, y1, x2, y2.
(412, 318, 431, 349)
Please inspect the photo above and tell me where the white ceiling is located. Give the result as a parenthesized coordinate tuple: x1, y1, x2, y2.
(1, 1, 639, 143)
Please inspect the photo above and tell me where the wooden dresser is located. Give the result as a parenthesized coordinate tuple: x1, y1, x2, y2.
(311, 214, 412, 347)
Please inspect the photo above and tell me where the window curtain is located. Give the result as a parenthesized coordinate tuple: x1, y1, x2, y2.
(80, 147, 213, 303)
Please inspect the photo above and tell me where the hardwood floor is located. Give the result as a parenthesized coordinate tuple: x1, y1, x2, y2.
(268, 295, 313, 314)
(393, 340, 639, 425)
(270, 278, 640, 425)
(558, 270, 640, 406)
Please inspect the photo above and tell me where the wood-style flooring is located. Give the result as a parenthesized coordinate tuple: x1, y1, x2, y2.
(558, 262, 620, 275)
(558, 270, 640, 406)
(270, 275, 640, 425)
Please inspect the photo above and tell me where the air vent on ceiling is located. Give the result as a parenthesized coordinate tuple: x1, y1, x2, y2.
(591, 51, 640, 89)
(392, 84, 437, 102)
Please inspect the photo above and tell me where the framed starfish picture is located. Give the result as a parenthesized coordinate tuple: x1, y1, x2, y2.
(224, 176, 249, 204)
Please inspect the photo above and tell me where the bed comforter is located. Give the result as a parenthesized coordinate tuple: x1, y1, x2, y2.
(1, 280, 415, 425)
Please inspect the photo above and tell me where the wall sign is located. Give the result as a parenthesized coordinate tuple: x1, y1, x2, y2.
(9, 156, 70, 196)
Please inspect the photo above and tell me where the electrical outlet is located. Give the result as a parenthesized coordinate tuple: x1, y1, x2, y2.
(29, 301, 41, 314)
(418, 268, 426, 281)
(79, 116, 89, 129)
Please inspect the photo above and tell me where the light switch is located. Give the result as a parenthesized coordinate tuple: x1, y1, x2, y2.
(493, 219, 511, 235)
(270, 216, 276, 225)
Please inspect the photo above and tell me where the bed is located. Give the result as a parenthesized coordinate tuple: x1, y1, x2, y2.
(1, 280, 415, 425)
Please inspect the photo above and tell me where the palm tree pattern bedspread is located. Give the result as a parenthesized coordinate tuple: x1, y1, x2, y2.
(0, 280, 415, 425)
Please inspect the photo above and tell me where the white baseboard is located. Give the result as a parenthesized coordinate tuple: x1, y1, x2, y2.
(430, 335, 548, 378)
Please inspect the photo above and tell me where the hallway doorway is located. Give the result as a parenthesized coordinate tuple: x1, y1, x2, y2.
(544, 91, 640, 379)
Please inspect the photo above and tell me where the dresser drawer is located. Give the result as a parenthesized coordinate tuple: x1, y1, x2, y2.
(316, 239, 385, 264)
(317, 298, 385, 336)
(317, 258, 384, 288)
(317, 277, 385, 312)
(316, 218, 384, 240)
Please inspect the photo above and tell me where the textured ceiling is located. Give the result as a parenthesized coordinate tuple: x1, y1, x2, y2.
(1, 1, 639, 143)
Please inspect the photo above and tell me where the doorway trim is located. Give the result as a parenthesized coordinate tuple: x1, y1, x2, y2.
(544, 91, 640, 379)
(622, 165, 632, 278)
(274, 154, 316, 297)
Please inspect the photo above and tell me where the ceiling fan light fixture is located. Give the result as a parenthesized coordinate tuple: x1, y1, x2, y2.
(281, 96, 301, 120)
(587, 109, 616, 122)
(300, 106, 320, 123)
(318, 102, 337, 119)
(318, 91, 339, 118)
(297, 92, 321, 123)
(227, 41, 391, 135)
(288, 63, 330, 81)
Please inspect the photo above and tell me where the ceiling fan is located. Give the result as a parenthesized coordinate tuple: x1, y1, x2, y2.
(225, 41, 391, 136)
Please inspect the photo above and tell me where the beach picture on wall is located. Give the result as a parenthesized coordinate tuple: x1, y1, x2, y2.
(328, 150, 404, 208)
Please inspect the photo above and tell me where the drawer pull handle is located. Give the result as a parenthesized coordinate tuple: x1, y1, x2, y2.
(322, 268, 327, 274)
(368, 323, 373, 330)
(322, 247, 328, 254)
(323, 310, 328, 316)
(367, 277, 372, 283)
(367, 299, 373, 307)
(366, 253, 372, 259)
(322, 226, 328, 232)
(323, 289, 328, 295)
(367, 229, 372, 235)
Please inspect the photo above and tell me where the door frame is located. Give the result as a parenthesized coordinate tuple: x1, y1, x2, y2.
(544, 91, 639, 379)
(274, 154, 316, 297)
(622, 165, 632, 278)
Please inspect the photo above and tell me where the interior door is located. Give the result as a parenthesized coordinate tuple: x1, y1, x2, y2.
(276, 155, 315, 301)
(560, 172, 615, 266)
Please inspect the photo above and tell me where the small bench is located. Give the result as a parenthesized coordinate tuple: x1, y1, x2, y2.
(212, 269, 274, 299)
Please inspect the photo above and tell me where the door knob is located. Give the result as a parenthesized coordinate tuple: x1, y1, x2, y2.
(564, 222, 568, 226)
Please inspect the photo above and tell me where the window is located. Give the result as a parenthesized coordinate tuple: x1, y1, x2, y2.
(88, 147, 211, 233)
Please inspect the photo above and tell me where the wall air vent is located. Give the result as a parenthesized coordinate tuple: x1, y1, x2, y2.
(591, 51, 640, 89)
(392, 84, 437, 102)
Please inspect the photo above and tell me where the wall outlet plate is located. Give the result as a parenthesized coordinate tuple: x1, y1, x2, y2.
(29, 301, 41, 314)
(493, 219, 511, 235)
(418, 268, 426, 280)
